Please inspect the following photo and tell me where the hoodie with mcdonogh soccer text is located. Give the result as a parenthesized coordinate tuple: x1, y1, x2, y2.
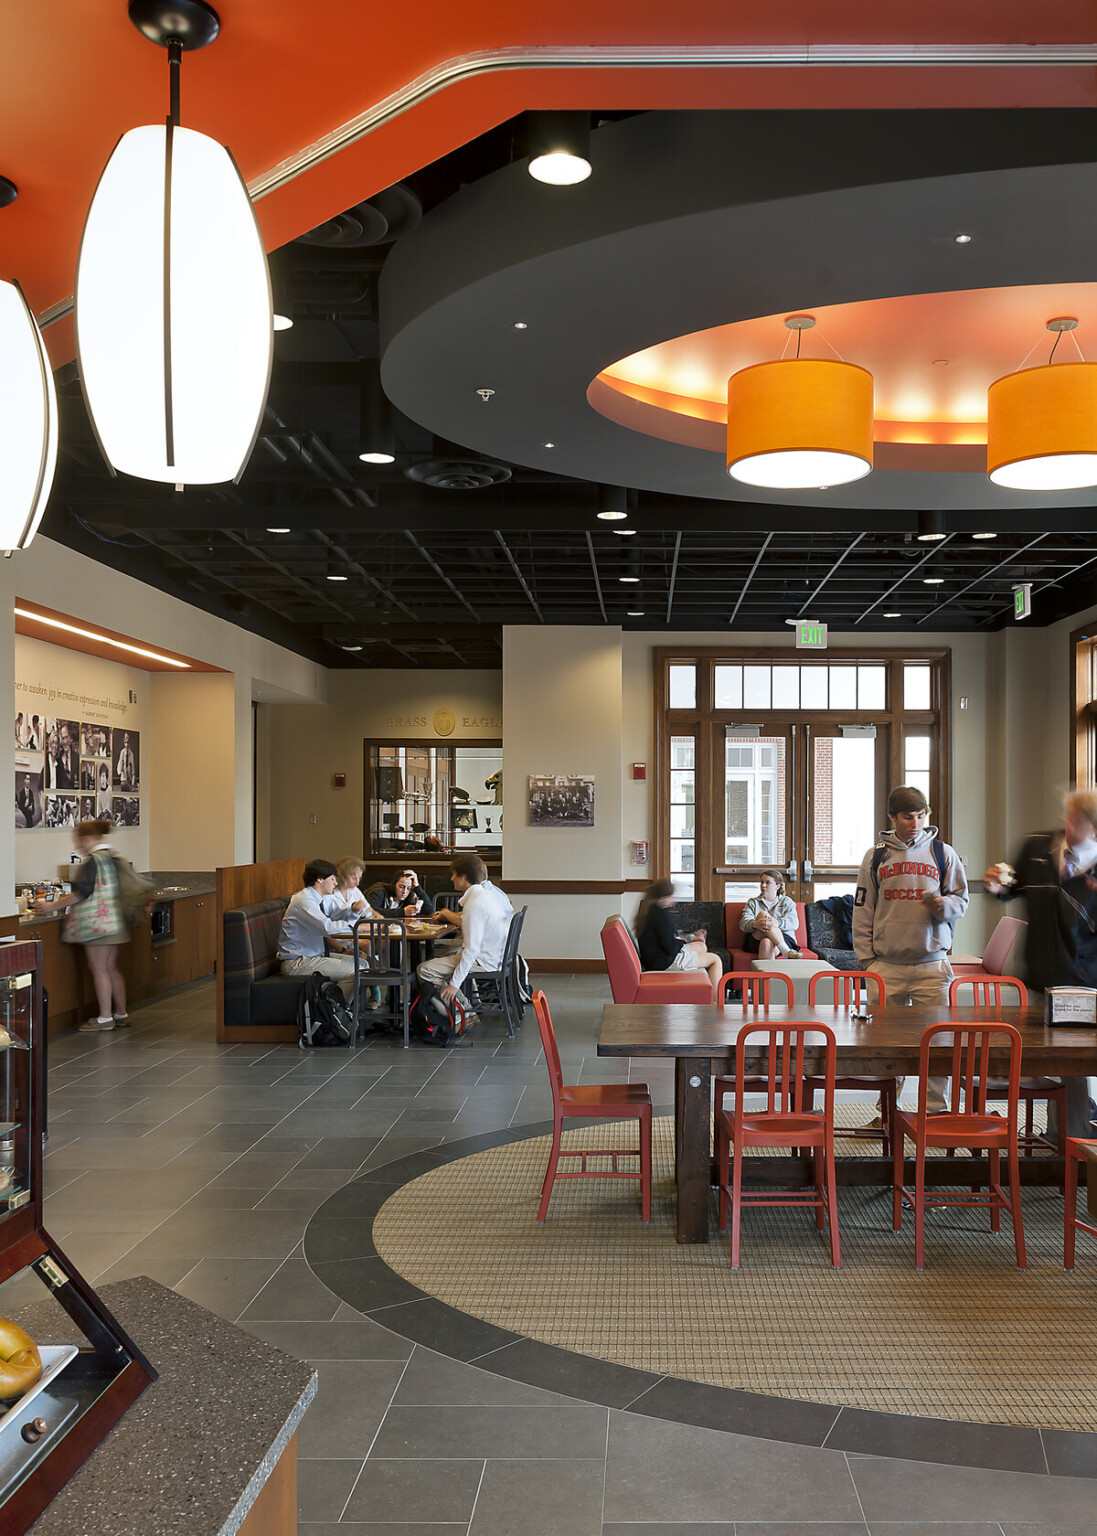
(852, 824, 969, 967)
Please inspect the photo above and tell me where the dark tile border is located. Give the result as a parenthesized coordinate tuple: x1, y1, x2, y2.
(302, 1121, 1096, 1477)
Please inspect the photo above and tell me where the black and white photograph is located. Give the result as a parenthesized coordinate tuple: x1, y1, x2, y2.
(14, 751, 43, 829)
(15, 712, 43, 751)
(528, 773, 595, 828)
(95, 761, 112, 819)
(45, 793, 77, 829)
(80, 758, 98, 791)
(112, 727, 140, 792)
(79, 794, 95, 821)
(45, 718, 79, 790)
(112, 795, 140, 827)
(81, 723, 110, 758)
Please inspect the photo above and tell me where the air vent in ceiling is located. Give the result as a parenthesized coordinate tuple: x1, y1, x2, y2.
(405, 459, 513, 491)
(297, 185, 422, 248)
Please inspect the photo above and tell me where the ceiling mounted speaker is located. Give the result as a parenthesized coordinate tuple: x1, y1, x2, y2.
(987, 360, 1097, 491)
(726, 358, 874, 490)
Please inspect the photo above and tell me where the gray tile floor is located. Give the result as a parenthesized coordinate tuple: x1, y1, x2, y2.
(31, 974, 1097, 1535)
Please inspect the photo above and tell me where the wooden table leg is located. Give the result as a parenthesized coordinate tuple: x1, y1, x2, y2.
(674, 1056, 712, 1243)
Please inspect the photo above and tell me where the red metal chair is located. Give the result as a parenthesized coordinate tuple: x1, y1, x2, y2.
(946, 976, 1063, 1159)
(1064, 1138, 1097, 1268)
(600, 916, 713, 1004)
(892, 1022, 1027, 1271)
(532, 990, 652, 1223)
(713, 973, 795, 1135)
(716, 1021, 840, 1269)
(804, 970, 895, 1155)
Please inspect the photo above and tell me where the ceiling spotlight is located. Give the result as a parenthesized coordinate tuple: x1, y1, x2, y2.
(613, 528, 637, 536)
(75, 0, 272, 485)
(923, 577, 944, 585)
(883, 611, 902, 618)
(359, 372, 395, 464)
(272, 313, 293, 332)
(619, 575, 640, 583)
(527, 112, 592, 185)
(341, 644, 363, 652)
(627, 610, 645, 617)
(972, 531, 997, 539)
(954, 233, 972, 244)
(327, 573, 348, 582)
(597, 484, 628, 521)
(597, 510, 627, 521)
(543, 441, 555, 449)
(266, 526, 290, 533)
(917, 532, 947, 542)
(916, 509, 946, 542)
(513, 321, 528, 330)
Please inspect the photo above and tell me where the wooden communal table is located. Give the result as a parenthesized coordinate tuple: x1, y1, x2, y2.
(599, 1001, 1097, 1243)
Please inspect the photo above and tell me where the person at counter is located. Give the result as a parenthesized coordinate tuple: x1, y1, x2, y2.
(276, 860, 360, 1003)
(33, 818, 136, 1033)
(416, 854, 512, 1017)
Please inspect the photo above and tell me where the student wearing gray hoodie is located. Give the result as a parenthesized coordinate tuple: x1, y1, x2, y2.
(853, 785, 969, 1113)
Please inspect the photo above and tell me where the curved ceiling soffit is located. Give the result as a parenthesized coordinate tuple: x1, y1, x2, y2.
(379, 122, 1097, 513)
(33, 39, 1097, 333)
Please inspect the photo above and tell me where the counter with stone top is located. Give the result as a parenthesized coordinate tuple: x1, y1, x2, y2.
(14, 1275, 315, 1536)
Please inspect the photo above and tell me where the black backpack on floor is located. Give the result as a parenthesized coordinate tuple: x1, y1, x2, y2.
(408, 983, 467, 1047)
(297, 973, 353, 1048)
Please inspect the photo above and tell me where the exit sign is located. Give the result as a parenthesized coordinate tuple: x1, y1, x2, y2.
(1014, 584, 1032, 621)
(795, 620, 828, 649)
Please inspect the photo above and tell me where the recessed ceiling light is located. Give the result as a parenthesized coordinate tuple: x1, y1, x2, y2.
(513, 321, 528, 330)
(528, 151, 592, 185)
(627, 610, 645, 617)
(273, 313, 293, 331)
(972, 532, 997, 539)
(327, 574, 349, 582)
(923, 577, 944, 585)
(266, 527, 290, 533)
(13, 606, 190, 668)
(916, 532, 947, 542)
(543, 441, 555, 449)
(597, 510, 627, 521)
(883, 611, 902, 618)
(359, 450, 395, 464)
(341, 645, 363, 652)
(613, 528, 637, 536)
(619, 575, 640, 583)
(954, 233, 972, 244)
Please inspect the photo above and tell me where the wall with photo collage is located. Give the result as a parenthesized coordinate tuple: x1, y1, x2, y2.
(15, 717, 141, 832)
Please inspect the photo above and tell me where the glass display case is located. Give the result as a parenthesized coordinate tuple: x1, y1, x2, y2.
(0, 940, 155, 1534)
(366, 741, 503, 855)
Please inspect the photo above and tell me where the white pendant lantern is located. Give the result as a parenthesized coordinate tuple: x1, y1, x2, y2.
(0, 177, 59, 551)
(75, 1, 272, 486)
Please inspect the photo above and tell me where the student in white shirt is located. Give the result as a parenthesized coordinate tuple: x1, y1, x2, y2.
(417, 854, 513, 1018)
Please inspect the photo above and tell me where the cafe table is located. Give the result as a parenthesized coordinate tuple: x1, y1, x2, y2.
(598, 1000, 1097, 1243)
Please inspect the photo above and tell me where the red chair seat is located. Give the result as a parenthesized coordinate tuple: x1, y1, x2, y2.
(634, 972, 713, 1003)
(895, 1108, 1007, 1145)
(727, 1110, 826, 1143)
(561, 1083, 652, 1110)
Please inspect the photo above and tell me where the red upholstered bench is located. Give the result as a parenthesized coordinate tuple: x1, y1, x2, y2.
(601, 915, 714, 1003)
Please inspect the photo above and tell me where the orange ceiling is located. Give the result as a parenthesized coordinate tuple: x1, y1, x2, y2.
(2, 1, 1097, 360)
(599, 285, 1097, 448)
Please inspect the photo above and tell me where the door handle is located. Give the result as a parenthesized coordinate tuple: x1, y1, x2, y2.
(803, 859, 814, 881)
(785, 859, 797, 882)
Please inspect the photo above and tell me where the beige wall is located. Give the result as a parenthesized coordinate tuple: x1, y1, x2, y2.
(263, 669, 503, 862)
(148, 672, 237, 871)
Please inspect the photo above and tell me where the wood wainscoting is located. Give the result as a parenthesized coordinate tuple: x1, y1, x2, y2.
(216, 857, 303, 1043)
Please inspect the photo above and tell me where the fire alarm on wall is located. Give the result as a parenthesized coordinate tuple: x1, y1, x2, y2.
(333, 773, 346, 789)
(632, 763, 646, 780)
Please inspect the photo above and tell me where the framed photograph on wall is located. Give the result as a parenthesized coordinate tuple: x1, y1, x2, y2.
(15, 752, 43, 829)
(81, 723, 110, 758)
(45, 793, 77, 829)
(15, 712, 44, 751)
(45, 718, 79, 790)
(79, 794, 95, 821)
(95, 762, 112, 819)
(528, 773, 595, 828)
(112, 796, 140, 828)
(80, 759, 98, 791)
(112, 728, 139, 792)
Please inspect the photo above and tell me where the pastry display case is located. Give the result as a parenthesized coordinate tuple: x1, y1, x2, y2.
(0, 940, 155, 1534)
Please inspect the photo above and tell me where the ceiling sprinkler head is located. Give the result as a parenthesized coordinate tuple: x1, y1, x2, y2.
(476, 387, 495, 402)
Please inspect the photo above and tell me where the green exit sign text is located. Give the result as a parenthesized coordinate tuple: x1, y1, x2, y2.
(1014, 584, 1031, 621)
(795, 620, 828, 650)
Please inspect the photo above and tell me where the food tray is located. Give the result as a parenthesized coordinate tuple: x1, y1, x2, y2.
(0, 1345, 79, 1442)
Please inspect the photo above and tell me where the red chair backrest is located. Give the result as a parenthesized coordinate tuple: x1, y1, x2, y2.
(601, 917, 641, 1003)
(808, 969, 887, 1007)
(718, 971, 793, 1006)
(733, 1021, 836, 1124)
(948, 975, 1028, 1008)
(533, 990, 565, 1111)
(917, 1022, 1024, 1122)
(981, 915, 1026, 976)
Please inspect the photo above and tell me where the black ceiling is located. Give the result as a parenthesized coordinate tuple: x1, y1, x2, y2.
(42, 109, 1097, 667)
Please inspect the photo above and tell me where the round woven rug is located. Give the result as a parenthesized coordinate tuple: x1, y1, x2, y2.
(371, 1113, 1097, 1432)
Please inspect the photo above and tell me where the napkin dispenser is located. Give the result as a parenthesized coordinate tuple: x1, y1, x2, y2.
(1044, 987, 1097, 1025)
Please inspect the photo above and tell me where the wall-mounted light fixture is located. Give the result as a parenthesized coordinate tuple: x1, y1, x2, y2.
(75, 0, 272, 487)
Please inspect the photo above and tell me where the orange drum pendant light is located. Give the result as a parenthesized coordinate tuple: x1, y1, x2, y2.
(987, 319, 1097, 491)
(727, 317, 874, 490)
(0, 177, 58, 550)
(75, 1, 272, 487)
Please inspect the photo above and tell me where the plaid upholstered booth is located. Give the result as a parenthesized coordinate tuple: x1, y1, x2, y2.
(222, 897, 307, 1028)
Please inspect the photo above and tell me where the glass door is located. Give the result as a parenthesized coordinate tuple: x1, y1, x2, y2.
(716, 726, 797, 902)
(805, 724, 888, 901)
